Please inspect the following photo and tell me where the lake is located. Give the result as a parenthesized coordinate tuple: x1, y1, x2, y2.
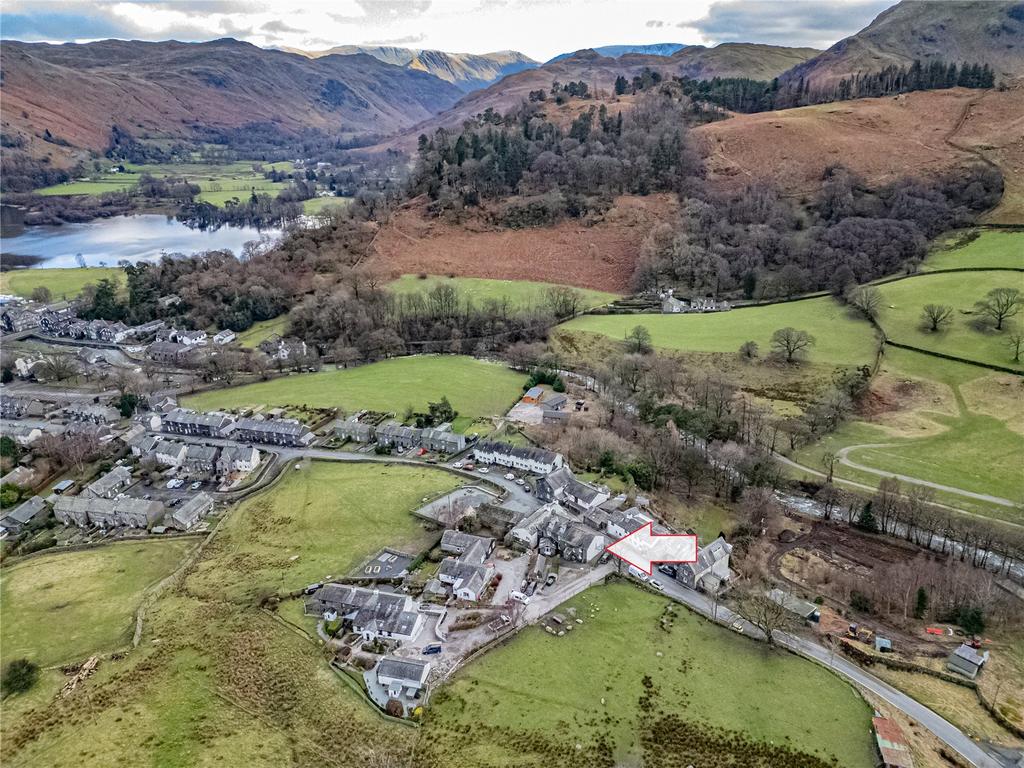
(0, 214, 280, 268)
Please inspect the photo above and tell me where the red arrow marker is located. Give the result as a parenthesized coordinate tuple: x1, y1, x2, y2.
(605, 523, 697, 576)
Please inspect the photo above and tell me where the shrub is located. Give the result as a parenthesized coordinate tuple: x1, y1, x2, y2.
(1, 658, 39, 698)
(850, 591, 873, 614)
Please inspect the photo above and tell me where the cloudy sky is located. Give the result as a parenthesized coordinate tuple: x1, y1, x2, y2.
(2, 0, 896, 60)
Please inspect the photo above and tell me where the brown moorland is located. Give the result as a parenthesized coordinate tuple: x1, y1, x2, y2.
(695, 83, 1024, 223)
(369, 194, 677, 292)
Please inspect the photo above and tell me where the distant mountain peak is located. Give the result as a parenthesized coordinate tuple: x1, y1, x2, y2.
(547, 43, 686, 63)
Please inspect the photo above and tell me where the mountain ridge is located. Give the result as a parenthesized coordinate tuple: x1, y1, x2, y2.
(547, 43, 686, 62)
(0, 38, 465, 161)
(280, 45, 538, 92)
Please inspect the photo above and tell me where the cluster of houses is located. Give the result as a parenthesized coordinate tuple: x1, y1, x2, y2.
(0, 298, 167, 343)
(129, 432, 260, 480)
(46, 464, 216, 531)
(335, 413, 467, 454)
(659, 289, 731, 314)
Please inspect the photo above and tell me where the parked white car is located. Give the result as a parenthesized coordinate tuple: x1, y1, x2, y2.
(515, 478, 525, 486)
(510, 590, 531, 605)
(478, 467, 490, 474)
(650, 580, 665, 592)
(504, 472, 515, 481)
(189, 481, 202, 490)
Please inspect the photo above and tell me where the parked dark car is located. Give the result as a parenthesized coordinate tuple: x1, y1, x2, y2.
(423, 643, 442, 655)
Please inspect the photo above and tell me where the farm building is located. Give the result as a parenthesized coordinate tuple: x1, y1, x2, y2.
(872, 716, 914, 768)
(947, 644, 989, 679)
(767, 588, 820, 622)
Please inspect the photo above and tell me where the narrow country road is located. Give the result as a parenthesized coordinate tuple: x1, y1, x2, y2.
(835, 444, 1019, 508)
(651, 576, 1005, 768)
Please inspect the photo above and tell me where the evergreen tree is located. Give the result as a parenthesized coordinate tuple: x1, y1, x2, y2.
(856, 501, 878, 533)
(913, 586, 929, 619)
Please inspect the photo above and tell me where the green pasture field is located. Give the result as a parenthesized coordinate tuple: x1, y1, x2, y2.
(389, 274, 620, 310)
(875, 269, 1024, 370)
(420, 581, 876, 767)
(182, 355, 526, 432)
(0, 538, 195, 667)
(0, 266, 124, 300)
(559, 295, 879, 367)
(923, 230, 1024, 271)
(186, 462, 459, 602)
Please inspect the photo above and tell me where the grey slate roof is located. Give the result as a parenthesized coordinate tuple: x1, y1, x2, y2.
(85, 466, 133, 497)
(376, 657, 429, 686)
(2, 496, 47, 526)
(475, 441, 560, 466)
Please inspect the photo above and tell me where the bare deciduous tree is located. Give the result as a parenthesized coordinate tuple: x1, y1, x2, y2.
(734, 585, 798, 646)
(921, 303, 954, 332)
(770, 327, 815, 363)
(975, 287, 1020, 331)
(1004, 323, 1024, 363)
(846, 285, 883, 320)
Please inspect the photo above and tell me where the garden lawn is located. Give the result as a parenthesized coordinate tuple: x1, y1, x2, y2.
(421, 581, 876, 767)
(559, 295, 878, 367)
(389, 274, 619, 311)
(875, 270, 1024, 370)
(185, 461, 459, 602)
(183, 355, 526, 432)
(924, 230, 1024, 271)
(0, 538, 194, 667)
(0, 266, 123, 300)
(234, 315, 290, 348)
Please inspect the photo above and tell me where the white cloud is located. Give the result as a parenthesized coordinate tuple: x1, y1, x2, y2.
(3, 0, 897, 60)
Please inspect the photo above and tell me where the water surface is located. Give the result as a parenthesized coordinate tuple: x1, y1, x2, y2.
(0, 214, 280, 268)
